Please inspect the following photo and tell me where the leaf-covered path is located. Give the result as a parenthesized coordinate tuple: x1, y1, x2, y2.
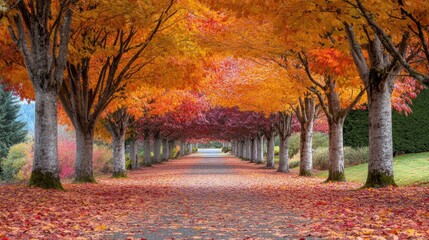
(103, 149, 311, 239)
(1, 149, 428, 239)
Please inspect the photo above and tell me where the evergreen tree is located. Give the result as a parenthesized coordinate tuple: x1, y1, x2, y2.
(0, 84, 27, 159)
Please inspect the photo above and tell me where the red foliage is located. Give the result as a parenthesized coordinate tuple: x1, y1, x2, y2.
(0, 154, 427, 239)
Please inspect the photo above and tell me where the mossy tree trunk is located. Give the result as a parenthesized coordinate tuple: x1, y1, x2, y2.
(365, 74, 396, 187)
(345, 25, 403, 188)
(74, 126, 95, 182)
(30, 90, 63, 189)
(326, 118, 346, 182)
(10, 2, 74, 189)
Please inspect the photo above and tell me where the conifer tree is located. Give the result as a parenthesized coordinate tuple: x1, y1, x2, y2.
(0, 84, 27, 159)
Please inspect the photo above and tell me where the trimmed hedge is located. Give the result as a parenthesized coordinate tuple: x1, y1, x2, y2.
(344, 89, 429, 155)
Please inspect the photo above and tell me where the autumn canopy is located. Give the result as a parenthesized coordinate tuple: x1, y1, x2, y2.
(0, 0, 428, 191)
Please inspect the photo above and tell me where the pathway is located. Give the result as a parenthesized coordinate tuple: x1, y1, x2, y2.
(1, 149, 428, 239)
(103, 149, 312, 239)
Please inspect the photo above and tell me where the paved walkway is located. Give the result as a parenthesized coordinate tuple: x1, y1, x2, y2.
(102, 149, 312, 239)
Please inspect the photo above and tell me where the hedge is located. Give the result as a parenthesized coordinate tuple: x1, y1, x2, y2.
(344, 89, 429, 155)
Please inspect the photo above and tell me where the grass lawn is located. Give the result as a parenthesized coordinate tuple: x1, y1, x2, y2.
(316, 152, 429, 186)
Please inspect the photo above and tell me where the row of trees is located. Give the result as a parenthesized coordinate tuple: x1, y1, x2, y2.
(0, 0, 209, 188)
(197, 0, 428, 188)
(1, 0, 428, 189)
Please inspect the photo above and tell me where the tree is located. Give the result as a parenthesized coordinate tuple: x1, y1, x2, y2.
(59, 0, 178, 182)
(0, 84, 27, 159)
(292, 95, 317, 176)
(3, 0, 74, 189)
(296, 49, 366, 182)
(345, 0, 429, 85)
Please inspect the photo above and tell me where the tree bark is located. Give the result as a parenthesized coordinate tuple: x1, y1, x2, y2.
(112, 130, 126, 178)
(365, 80, 396, 187)
(276, 112, 293, 173)
(10, 1, 74, 189)
(103, 109, 129, 178)
(277, 136, 290, 172)
(143, 130, 152, 166)
(180, 141, 185, 157)
(161, 139, 169, 161)
(153, 132, 162, 164)
(326, 119, 346, 182)
(266, 132, 275, 168)
(294, 96, 316, 177)
(188, 143, 193, 154)
(247, 139, 252, 160)
(242, 140, 247, 159)
(237, 141, 242, 158)
(299, 121, 314, 176)
(345, 24, 399, 188)
(129, 139, 138, 169)
(256, 135, 264, 164)
(74, 127, 95, 182)
(29, 90, 62, 189)
(251, 138, 257, 163)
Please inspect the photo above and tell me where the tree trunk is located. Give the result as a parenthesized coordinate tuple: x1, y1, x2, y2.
(277, 137, 290, 172)
(326, 119, 346, 182)
(365, 82, 396, 187)
(129, 139, 138, 169)
(256, 135, 263, 164)
(188, 143, 193, 154)
(112, 130, 126, 178)
(143, 130, 152, 166)
(237, 141, 242, 158)
(153, 133, 162, 164)
(74, 127, 95, 182)
(180, 141, 185, 156)
(161, 139, 169, 161)
(266, 132, 275, 168)
(247, 139, 252, 160)
(29, 90, 62, 189)
(251, 139, 257, 163)
(299, 121, 314, 176)
(242, 140, 247, 159)
(169, 140, 176, 158)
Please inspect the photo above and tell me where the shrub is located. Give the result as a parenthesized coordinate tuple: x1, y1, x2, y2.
(1, 142, 32, 180)
(58, 136, 76, 179)
(222, 147, 231, 153)
(312, 132, 329, 149)
(2, 133, 114, 181)
(312, 147, 330, 170)
(93, 144, 113, 174)
(274, 132, 328, 158)
(288, 135, 300, 158)
(312, 146, 369, 170)
(125, 154, 132, 170)
(344, 146, 368, 166)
